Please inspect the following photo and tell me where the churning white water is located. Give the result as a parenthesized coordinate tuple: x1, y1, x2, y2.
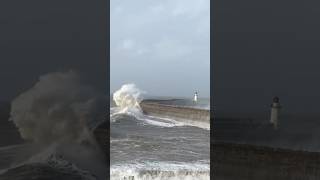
(0, 71, 107, 180)
(110, 84, 210, 180)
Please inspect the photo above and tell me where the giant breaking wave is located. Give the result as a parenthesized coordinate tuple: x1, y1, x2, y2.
(1, 71, 107, 180)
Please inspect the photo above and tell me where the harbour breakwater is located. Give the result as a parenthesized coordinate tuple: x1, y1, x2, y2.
(139, 99, 210, 124)
(213, 142, 320, 180)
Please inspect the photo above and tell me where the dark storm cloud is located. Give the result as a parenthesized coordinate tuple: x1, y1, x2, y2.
(214, 0, 320, 115)
(0, 0, 107, 101)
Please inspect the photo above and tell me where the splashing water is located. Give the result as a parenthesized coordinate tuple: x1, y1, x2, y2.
(113, 84, 144, 110)
(10, 71, 102, 145)
(4, 71, 107, 180)
(112, 83, 145, 118)
(110, 84, 210, 180)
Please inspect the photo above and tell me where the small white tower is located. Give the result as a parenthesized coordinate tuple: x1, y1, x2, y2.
(270, 96, 281, 129)
(194, 92, 198, 103)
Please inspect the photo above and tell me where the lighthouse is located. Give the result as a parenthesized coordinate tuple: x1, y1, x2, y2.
(270, 96, 281, 129)
(194, 92, 198, 103)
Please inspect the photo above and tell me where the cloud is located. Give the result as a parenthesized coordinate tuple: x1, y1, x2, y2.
(111, 0, 210, 97)
(122, 39, 135, 50)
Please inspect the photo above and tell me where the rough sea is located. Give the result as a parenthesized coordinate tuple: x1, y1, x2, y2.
(0, 80, 210, 180)
(110, 84, 210, 180)
(0, 71, 107, 180)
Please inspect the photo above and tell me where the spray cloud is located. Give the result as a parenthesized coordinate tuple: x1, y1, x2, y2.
(113, 83, 144, 112)
(10, 70, 103, 145)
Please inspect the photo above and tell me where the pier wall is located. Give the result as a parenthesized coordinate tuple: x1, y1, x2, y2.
(139, 100, 210, 123)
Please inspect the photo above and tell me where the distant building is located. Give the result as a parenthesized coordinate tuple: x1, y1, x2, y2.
(270, 96, 281, 129)
(194, 92, 198, 103)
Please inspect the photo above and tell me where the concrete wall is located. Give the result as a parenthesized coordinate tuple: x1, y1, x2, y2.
(213, 142, 320, 180)
(140, 100, 210, 123)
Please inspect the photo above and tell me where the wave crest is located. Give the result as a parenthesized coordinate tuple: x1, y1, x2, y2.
(113, 84, 144, 113)
(111, 161, 210, 180)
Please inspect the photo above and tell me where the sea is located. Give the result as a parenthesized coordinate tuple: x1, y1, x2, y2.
(0, 103, 107, 180)
(0, 71, 108, 180)
(110, 84, 210, 180)
(0, 81, 210, 180)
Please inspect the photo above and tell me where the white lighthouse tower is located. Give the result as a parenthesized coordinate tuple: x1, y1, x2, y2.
(194, 92, 198, 103)
(270, 96, 281, 129)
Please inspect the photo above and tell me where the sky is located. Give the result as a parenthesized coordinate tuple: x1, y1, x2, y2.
(0, 0, 107, 101)
(214, 0, 320, 115)
(110, 0, 210, 98)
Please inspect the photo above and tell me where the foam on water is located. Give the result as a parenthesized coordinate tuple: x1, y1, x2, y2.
(0, 144, 98, 180)
(0, 71, 107, 180)
(111, 161, 210, 180)
(143, 115, 210, 130)
(111, 84, 210, 180)
(111, 84, 210, 130)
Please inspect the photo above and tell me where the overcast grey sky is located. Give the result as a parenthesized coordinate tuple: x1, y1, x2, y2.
(0, 0, 106, 102)
(111, 0, 210, 98)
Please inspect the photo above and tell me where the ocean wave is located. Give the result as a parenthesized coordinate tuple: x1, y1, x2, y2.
(0, 142, 106, 180)
(111, 84, 210, 130)
(0, 154, 98, 180)
(0, 144, 97, 180)
(111, 110, 210, 130)
(111, 161, 210, 180)
(144, 115, 210, 130)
